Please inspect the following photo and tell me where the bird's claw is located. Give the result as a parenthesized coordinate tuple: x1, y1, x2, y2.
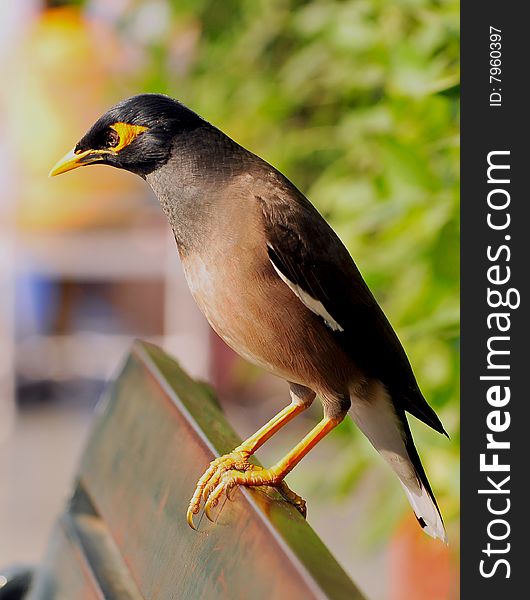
(186, 450, 253, 528)
(204, 474, 238, 521)
(277, 481, 307, 518)
(186, 503, 200, 530)
(187, 450, 308, 528)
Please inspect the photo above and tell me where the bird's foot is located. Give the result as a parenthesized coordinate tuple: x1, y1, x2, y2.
(276, 481, 307, 518)
(187, 452, 306, 528)
(187, 450, 254, 529)
(201, 464, 306, 524)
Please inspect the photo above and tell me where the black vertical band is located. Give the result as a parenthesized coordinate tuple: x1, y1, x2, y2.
(461, 3, 526, 596)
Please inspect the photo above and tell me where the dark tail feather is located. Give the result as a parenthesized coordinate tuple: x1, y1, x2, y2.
(349, 383, 447, 542)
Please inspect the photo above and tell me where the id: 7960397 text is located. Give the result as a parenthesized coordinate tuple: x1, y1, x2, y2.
(490, 26, 502, 107)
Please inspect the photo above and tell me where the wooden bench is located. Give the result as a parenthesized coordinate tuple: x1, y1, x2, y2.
(27, 341, 364, 599)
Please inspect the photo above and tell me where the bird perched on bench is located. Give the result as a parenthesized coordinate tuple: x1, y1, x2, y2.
(50, 94, 448, 542)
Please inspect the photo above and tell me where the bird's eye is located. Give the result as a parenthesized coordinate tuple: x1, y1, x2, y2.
(104, 128, 120, 148)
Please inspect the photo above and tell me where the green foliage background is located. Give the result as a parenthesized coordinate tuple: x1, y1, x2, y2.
(107, 0, 460, 540)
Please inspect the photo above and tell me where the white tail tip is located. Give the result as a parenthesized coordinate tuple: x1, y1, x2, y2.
(401, 482, 448, 543)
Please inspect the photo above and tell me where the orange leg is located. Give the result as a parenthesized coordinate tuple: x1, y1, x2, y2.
(203, 416, 342, 522)
(187, 391, 314, 529)
(234, 400, 307, 455)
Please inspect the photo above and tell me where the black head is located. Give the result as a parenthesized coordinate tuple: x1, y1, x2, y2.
(50, 94, 206, 178)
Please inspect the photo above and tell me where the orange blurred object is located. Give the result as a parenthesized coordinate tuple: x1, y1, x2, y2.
(389, 515, 456, 600)
(3, 6, 149, 231)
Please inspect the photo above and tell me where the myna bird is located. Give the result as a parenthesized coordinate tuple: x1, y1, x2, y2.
(50, 94, 447, 542)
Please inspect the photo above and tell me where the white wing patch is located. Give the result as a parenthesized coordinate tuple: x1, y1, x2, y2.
(269, 256, 344, 332)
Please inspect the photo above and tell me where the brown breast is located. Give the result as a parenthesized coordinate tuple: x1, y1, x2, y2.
(179, 192, 356, 396)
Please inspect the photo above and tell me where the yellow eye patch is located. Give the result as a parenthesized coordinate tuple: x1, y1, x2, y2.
(49, 122, 150, 177)
(109, 122, 148, 152)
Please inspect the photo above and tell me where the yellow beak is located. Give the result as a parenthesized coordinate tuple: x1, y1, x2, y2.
(49, 148, 106, 177)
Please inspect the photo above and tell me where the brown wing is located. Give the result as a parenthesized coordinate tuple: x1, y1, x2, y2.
(257, 190, 446, 436)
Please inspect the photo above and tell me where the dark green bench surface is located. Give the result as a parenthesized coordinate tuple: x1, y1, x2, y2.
(28, 341, 364, 600)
